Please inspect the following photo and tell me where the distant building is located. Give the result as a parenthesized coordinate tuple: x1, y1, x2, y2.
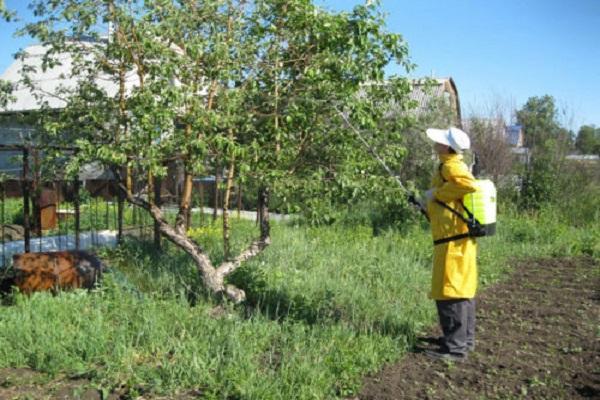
(1, 42, 137, 113)
(0, 41, 137, 182)
(0, 42, 187, 198)
(462, 119, 524, 148)
(409, 77, 462, 126)
(505, 124, 524, 147)
(511, 147, 530, 165)
(361, 77, 462, 126)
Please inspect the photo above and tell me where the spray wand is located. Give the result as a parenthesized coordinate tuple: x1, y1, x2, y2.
(334, 107, 429, 220)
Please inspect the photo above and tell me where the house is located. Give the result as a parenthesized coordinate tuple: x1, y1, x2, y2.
(409, 77, 462, 126)
(0, 41, 138, 113)
(0, 41, 189, 199)
(0, 40, 137, 179)
(362, 77, 462, 127)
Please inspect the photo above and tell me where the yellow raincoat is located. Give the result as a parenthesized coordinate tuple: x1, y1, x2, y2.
(427, 154, 478, 300)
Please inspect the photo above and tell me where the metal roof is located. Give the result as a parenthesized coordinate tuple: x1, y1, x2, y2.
(0, 42, 139, 114)
(408, 77, 461, 121)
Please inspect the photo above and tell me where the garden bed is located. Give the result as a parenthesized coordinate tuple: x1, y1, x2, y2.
(359, 256, 600, 399)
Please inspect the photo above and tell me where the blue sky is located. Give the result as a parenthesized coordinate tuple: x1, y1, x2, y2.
(1, 0, 599, 131)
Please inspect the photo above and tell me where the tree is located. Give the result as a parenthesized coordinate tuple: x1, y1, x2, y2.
(517, 95, 558, 150)
(0, 80, 13, 109)
(0, 1, 15, 107)
(575, 125, 600, 155)
(400, 93, 459, 188)
(467, 117, 514, 182)
(516, 95, 573, 208)
(0, 0, 15, 21)
(15, 0, 413, 302)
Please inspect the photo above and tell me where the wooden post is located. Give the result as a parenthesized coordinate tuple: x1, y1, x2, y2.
(1, 182, 5, 267)
(31, 148, 42, 237)
(22, 147, 30, 253)
(258, 186, 270, 241)
(117, 188, 124, 244)
(105, 189, 109, 229)
(154, 176, 161, 249)
(74, 179, 80, 250)
(199, 181, 204, 226)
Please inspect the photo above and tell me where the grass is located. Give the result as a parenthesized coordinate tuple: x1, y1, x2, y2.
(0, 203, 598, 398)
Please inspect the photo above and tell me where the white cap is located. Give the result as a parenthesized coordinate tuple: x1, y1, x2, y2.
(426, 127, 471, 153)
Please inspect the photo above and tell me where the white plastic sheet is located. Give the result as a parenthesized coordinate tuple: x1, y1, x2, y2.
(0, 230, 118, 266)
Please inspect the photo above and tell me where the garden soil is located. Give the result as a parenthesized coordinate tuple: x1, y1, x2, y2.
(0, 257, 597, 399)
(359, 256, 600, 400)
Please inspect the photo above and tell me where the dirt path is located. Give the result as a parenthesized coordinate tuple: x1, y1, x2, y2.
(359, 257, 600, 400)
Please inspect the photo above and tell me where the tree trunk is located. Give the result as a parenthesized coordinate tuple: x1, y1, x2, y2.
(118, 181, 271, 303)
(176, 172, 193, 234)
(258, 187, 270, 241)
(222, 157, 235, 260)
(213, 162, 221, 222)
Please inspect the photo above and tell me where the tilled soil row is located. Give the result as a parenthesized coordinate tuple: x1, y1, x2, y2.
(359, 257, 600, 400)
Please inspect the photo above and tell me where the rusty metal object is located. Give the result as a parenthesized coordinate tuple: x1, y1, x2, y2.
(38, 188, 58, 230)
(10, 251, 105, 294)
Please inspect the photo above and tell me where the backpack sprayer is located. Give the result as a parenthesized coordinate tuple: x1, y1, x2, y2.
(433, 169, 497, 245)
(335, 108, 497, 240)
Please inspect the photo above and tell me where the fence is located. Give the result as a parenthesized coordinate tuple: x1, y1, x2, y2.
(0, 144, 247, 268)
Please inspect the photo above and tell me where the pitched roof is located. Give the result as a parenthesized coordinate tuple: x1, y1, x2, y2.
(0, 42, 138, 114)
(408, 77, 461, 121)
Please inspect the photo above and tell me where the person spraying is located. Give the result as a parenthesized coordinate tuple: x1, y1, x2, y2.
(422, 127, 478, 362)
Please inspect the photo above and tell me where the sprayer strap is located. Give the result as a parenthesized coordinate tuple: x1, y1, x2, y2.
(435, 200, 471, 223)
(436, 163, 475, 221)
(432, 200, 479, 245)
(433, 233, 471, 246)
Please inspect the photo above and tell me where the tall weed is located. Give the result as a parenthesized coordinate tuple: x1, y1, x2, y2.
(0, 208, 596, 398)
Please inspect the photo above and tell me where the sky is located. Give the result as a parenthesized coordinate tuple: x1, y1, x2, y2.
(1, 0, 599, 132)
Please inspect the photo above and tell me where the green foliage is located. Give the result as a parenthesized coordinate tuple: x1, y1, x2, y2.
(0, 0, 16, 22)
(575, 125, 600, 155)
(286, 82, 459, 226)
(0, 208, 596, 398)
(0, 198, 25, 225)
(397, 89, 458, 188)
(13, 0, 419, 283)
(0, 79, 15, 109)
(517, 95, 570, 151)
(19, 0, 415, 207)
(516, 95, 576, 210)
(518, 155, 556, 208)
